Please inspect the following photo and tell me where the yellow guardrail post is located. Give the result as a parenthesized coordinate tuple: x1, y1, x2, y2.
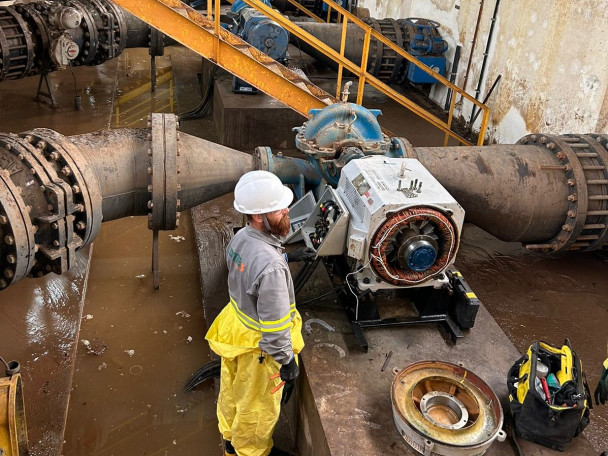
(335, 16, 348, 99)
(444, 88, 458, 146)
(272, 0, 491, 145)
(213, 0, 221, 61)
(356, 28, 371, 105)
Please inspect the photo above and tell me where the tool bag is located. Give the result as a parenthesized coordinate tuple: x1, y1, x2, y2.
(507, 339, 591, 451)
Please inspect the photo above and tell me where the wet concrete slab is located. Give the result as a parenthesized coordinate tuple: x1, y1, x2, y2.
(295, 267, 599, 456)
(0, 249, 91, 455)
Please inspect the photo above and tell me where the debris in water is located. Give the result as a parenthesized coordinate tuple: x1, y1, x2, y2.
(187, 336, 193, 343)
(129, 365, 143, 375)
(125, 349, 135, 357)
(82, 339, 107, 355)
(169, 235, 186, 242)
(135, 274, 145, 279)
(83, 314, 94, 320)
(175, 310, 191, 318)
(98, 363, 107, 371)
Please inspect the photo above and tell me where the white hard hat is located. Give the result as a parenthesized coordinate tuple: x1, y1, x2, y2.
(233, 170, 293, 214)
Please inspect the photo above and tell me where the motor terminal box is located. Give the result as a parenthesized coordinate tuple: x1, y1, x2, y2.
(301, 186, 350, 256)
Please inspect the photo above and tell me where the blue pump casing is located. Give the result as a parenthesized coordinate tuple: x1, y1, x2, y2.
(293, 102, 405, 187)
(229, 0, 289, 93)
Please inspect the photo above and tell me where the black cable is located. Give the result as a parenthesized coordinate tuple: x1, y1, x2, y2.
(297, 286, 342, 307)
(68, 62, 78, 97)
(0, 354, 9, 371)
(178, 65, 219, 121)
(293, 257, 320, 295)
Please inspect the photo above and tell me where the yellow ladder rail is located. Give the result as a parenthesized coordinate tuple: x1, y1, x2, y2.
(269, 0, 491, 145)
(110, 0, 337, 119)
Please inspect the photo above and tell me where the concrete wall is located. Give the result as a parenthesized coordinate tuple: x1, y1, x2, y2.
(357, 0, 608, 143)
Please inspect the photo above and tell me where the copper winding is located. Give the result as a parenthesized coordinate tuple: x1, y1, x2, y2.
(370, 207, 457, 285)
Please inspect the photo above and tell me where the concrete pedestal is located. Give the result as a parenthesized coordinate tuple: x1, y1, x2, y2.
(212, 74, 306, 152)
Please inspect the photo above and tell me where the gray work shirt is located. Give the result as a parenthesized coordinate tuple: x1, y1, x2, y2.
(226, 224, 296, 365)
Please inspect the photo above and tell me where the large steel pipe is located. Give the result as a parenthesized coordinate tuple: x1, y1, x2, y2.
(0, 0, 172, 81)
(293, 19, 408, 83)
(407, 134, 608, 253)
(0, 113, 254, 291)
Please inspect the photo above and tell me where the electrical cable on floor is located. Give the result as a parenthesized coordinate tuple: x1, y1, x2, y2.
(297, 286, 343, 307)
(0, 354, 9, 371)
(68, 63, 82, 110)
(345, 260, 371, 320)
(293, 257, 321, 295)
(178, 65, 219, 121)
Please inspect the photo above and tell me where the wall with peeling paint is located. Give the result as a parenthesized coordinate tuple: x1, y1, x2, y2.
(358, 0, 608, 143)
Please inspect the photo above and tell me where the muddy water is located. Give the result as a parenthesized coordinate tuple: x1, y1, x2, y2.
(456, 224, 608, 452)
(62, 214, 222, 455)
(60, 47, 223, 455)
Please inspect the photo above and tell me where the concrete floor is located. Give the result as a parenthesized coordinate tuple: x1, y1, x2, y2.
(0, 42, 607, 456)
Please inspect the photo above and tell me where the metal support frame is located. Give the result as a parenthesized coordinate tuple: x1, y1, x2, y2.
(327, 257, 479, 351)
(35, 72, 57, 107)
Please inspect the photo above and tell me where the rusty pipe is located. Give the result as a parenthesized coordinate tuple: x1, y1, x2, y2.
(406, 133, 608, 253)
(0, 113, 254, 291)
(68, 128, 254, 222)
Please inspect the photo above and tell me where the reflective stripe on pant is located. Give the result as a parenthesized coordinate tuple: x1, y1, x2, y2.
(217, 350, 283, 456)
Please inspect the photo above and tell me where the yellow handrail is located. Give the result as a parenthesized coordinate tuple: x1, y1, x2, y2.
(265, 0, 490, 145)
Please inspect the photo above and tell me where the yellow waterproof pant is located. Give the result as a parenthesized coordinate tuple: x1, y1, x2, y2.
(218, 350, 285, 456)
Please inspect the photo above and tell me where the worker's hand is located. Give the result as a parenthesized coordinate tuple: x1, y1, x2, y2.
(594, 359, 608, 405)
(279, 357, 299, 404)
(286, 247, 316, 263)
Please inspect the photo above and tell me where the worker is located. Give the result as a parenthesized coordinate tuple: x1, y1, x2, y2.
(206, 170, 310, 456)
(596, 352, 608, 456)
(595, 356, 608, 405)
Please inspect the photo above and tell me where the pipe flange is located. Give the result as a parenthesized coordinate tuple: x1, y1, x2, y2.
(2, 132, 78, 276)
(23, 128, 103, 248)
(253, 146, 273, 172)
(0, 6, 36, 79)
(16, 3, 53, 73)
(87, 0, 127, 64)
(66, 0, 99, 66)
(149, 27, 165, 57)
(148, 113, 180, 231)
(518, 134, 608, 253)
(392, 137, 415, 158)
(0, 168, 36, 290)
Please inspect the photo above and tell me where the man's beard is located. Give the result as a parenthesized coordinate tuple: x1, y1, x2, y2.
(268, 213, 290, 237)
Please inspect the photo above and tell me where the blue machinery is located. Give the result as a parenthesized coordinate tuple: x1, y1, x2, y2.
(228, 0, 289, 92)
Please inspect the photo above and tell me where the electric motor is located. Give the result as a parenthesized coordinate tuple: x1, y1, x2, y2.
(336, 156, 464, 291)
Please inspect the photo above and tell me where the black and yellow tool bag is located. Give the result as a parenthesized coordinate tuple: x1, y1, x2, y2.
(507, 339, 591, 451)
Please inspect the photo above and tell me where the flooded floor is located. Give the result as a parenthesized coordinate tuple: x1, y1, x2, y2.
(0, 42, 607, 456)
(62, 214, 221, 456)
